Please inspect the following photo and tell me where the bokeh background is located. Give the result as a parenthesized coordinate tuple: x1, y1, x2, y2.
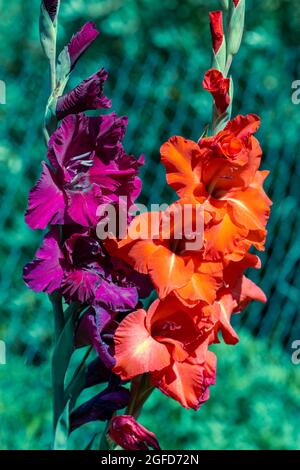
(1, 0, 300, 450)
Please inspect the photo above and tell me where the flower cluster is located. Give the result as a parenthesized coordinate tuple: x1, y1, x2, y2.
(24, 0, 271, 451)
(24, 22, 150, 433)
(105, 111, 271, 411)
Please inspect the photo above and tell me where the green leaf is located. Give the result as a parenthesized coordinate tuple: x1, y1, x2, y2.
(51, 303, 79, 428)
(39, 2, 56, 61)
(53, 400, 70, 450)
(84, 432, 100, 450)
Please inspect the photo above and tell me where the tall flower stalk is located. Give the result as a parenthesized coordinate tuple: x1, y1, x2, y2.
(24, 0, 271, 451)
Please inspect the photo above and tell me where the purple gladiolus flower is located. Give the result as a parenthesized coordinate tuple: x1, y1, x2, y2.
(69, 386, 130, 432)
(43, 0, 59, 22)
(25, 113, 143, 229)
(23, 227, 150, 308)
(56, 68, 111, 120)
(67, 22, 100, 70)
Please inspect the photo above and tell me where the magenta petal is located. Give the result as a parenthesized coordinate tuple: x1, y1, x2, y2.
(56, 68, 111, 120)
(67, 22, 100, 70)
(75, 307, 115, 368)
(23, 228, 64, 293)
(66, 183, 102, 227)
(25, 162, 65, 230)
(47, 114, 93, 171)
(94, 114, 128, 158)
(95, 279, 138, 311)
(48, 113, 128, 172)
(62, 269, 100, 303)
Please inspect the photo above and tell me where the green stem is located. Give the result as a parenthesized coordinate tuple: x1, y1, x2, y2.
(127, 374, 154, 418)
(49, 291, 65, 342)
(224, 53, 233, 77)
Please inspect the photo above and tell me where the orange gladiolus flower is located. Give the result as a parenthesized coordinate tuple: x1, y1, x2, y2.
(160, 114, 272, 262)
(105, 202, 223, 305)
(113, 296, 217, 409)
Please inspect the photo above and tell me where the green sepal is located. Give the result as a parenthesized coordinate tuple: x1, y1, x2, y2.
(39, 2, 56, 61)
(212, 39, 227, 73)
(53, 400, 70, 450)
(227, 0, 245, 56)
(198, 124, 210, 143)
(56, 46, 71, 91)
(219, 0, 229, 10)
(44, 95, 58, 141)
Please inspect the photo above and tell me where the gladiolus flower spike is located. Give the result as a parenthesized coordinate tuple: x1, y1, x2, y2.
(24, 1, 271, 450)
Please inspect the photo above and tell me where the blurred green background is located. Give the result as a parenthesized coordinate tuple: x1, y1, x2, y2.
(1, 0, 300, 450)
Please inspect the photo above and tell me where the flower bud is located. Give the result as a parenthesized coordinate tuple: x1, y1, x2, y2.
(209, 11, 224, 55)
(39, 0, 60, 60)
(108, 415, 160, 450)
(233, 0, 240, 6)
(203, 68, 230, 115)
(43, 0, 60, 23)
(56, 68, 111, 120)
(209, 11, 226, 72)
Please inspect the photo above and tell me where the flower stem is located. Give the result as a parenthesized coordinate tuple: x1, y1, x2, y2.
(49, 291, 65, 342)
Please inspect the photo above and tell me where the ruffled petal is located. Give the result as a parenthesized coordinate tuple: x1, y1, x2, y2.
(113, 309, 171, 380)
(23, 228, 64, 293)
(25, 162, 65, 229)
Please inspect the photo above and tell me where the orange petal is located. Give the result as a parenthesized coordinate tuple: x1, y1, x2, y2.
(217, 295, 239, 344)
(224, 114, 260, 139)
(113, 309, 171, 380)
(152, 350, 216, 410)
(160, 136, 201, 197)
(226, 173, 271, 231)
(175, 272, 221, 306)
(148, 246, 194, 298)
(205, 213, 248, 260)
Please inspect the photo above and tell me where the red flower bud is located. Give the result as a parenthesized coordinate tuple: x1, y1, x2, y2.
(233, 0, 240, 6)
(202, 68, 230, 114)
(209, 11, 224, 54)
(108, 415, 160, 450)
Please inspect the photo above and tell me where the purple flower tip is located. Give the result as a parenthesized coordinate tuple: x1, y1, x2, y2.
(43, 0, 59, 22)
(56, 68, 112, 120)
(69, 386, 130, 432)
(68, 22, 100, 70)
